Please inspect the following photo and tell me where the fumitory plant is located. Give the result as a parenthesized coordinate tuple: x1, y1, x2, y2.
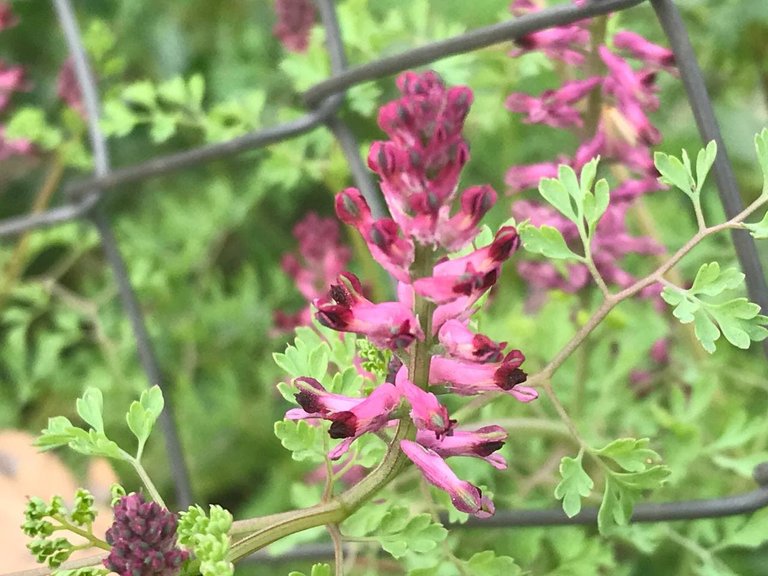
(16, 62, 768, 576)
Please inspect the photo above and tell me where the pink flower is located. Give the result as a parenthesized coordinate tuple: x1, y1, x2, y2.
(368, 71, 474, 245)
(395, 366, 455, 438)
(57, 58, 84, 117)
(413, 226, 520, 304)
(511, 27, 590, 66)
(335, 188, 414, 282)
(315, 272, 423, 349)
(613, 31, 675, 72)
(506, 77, 601, 128)
(429, 351, 537, 402)
(417, 425, 508, 469)
(0, 127, 33, 161)
(0, 3, 18, 30)
(274, 212, 351, 332)
(400, 440, 495, 518)
(286, 377, 362, 420)
(435, 185, 497, 251)
(0, 61, 27, 112)
(505, 160, 562, 193)
(600, 47, 659, 110)
(437, 320, 506, 363)
(273, 0, 315, 53)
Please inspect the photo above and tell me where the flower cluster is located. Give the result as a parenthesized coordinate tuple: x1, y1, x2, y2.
(0, 3, 32, 161)
(274, 212, 352, 332)
(272, 0, 316, 53)
(506, 0, 675, 294)
(285, 71, 537, 517)
(104, 493, 189, 576)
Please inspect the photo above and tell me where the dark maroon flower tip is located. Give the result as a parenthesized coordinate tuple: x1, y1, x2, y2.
(473, 440, 505, 457)
(329, 412, 358, 438)
(315, 306, 352, 330)
(488, 227, 521, 262)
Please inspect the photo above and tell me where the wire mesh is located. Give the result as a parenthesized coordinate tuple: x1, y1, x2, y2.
(5, 0, 763, 565)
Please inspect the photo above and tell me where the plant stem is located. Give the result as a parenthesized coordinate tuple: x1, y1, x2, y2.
(130, 458, 167, 509)
(328, 524, 345, 576)
(52, 517, 111, 552)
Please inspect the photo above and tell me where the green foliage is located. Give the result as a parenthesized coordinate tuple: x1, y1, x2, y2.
(343, 502, 448, 559)
(593, 438, 670, 533)
(6, 107, 63, 149)
(22, 490, 104, 571)
(661, 262, 768, 353)
(655, 141, 717, 199)
(463, 551, 522, 575)
(178, 505, 234, 576)
(356, 339, 391, 380)
(273, 419, 327, 463)
(554, 451, 594, 518)
(126, 385, 164, 459)
(519, 224, 582, 260)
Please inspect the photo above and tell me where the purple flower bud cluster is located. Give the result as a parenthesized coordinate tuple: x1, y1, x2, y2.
(284, 71, 536, 518)
(506, 0, 676, 295)
(104, 493, 189, 576)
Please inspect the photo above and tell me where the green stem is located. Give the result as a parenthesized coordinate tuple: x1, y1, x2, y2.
(130, 458, 167, 509)
(52, 518, 111, 552)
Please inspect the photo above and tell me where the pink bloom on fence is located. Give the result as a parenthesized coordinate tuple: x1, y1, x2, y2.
(400, 440, 495, 518)
(613, 30, 675, 72)
(273, 0, 315, 53)
(506, 77, 601, 128)
(417, 425, 508, 469)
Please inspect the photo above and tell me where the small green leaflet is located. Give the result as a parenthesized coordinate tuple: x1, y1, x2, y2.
(536, 158, 610, 240)
(463, 551, 522, 576)
(342, 503, 447, 559)
(519, 224, 582, 260)
(661, 262, 768, 353)
(554, 452, 594, 518)
(273, 420, 326, 463)
(178, 505, 234, 576)
(654, 142, 716, 198)
(76, 388, 105, 434)
(593, 438, 670, 533)
(126, 386, 164, 459)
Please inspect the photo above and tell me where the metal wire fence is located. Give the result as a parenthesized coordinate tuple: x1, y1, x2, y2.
(7, 0, 767, 566)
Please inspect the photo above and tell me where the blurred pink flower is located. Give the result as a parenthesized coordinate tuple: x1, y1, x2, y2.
(273, 0, 315, 53)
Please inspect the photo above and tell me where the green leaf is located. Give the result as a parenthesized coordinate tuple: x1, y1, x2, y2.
(178, 505, 233, 576)
(464, 551, 522, 576)
(594, 438, 661, 473)
(149, 113, 177, 143)
(539, 175, 577, 221)
(554, 452, 593, 517)
(584, 178, 610, 234)
(76, 388, 104, 434)
(188, 74, 205, 110)
(744, 210, 768, 239)
(157, 77, 188, 106)
(5, 107, 62, 149)
(597, 466, 670, 533)
(689, 262, 743, 296)
(289, 565, 331, 576)
(520, 224, 582, 260)
(274, 420, 326, 462)
(695, 140, 717, 192)
(655, 151, 695, 196)
(122, 80, 157, 108)
(35, 416, 80, 450)
(101, 100, 138, 136)
(126, 387, 163, 457)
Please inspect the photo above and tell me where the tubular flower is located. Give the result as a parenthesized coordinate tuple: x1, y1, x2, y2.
(417, 425, 508, 469)
(437, 319, 506, 363)
(395, 366, 455, 438)
(400, 440, 495, 518)
(104, 493, 189, 576)
(315, 272, 423, 349)
(505, 77, 602, 128)
(413, 226, 520, 304)
(430, 351, 537, 402)
(285, 377, 363, 420)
